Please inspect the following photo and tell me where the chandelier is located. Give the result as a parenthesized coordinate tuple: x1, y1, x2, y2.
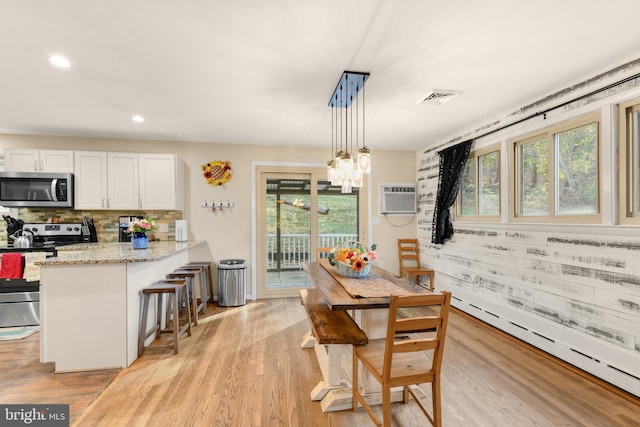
(327, 71, 370, 193)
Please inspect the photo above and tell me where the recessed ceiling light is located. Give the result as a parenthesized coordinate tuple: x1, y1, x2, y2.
(132, 115, 145, 123)
(48, 55, 70, 68)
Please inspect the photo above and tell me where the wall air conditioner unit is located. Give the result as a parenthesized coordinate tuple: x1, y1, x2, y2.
(379, 183, 417, 215)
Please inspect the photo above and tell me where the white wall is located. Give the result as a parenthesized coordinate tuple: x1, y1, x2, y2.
(417, 58, 640, 397)
(0, 136, 416, 298)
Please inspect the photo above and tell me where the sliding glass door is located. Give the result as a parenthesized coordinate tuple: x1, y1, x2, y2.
(256, 166, 360, 298)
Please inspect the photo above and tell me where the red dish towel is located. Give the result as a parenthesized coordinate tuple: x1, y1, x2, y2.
(0, 253, 24, 279)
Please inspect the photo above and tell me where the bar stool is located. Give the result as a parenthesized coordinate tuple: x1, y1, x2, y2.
(179, 265, 208, 313)
(167, 269, 206, 326)
(138, 279, 192, 356)
(185, 261, 213, 303)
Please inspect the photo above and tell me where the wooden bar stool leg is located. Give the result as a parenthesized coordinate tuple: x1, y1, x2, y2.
(188, 277, 197, 326)
(200, 269, 208, 311)
(205, 264, 213, 302)
(138, 293, 151, 357)
(170, 292, 179, 354)
(156, 293, 164, 338)
(182, 286, 192, 337)
(182, 276, 197, 326)
(192, 267, 207, 313)
(165, 293, 172, 328)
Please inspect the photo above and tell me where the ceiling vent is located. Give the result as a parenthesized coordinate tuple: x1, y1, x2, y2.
(417, 89, 462, 106)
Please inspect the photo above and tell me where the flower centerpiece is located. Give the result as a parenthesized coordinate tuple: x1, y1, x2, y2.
(126, 218, 157, 249)
(328, 241, 377, 278)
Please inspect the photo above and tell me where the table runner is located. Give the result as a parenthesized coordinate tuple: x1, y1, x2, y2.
(320, 259, 413, 298)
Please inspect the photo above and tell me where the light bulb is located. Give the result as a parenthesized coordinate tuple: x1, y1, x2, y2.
(351, 161, 363, 187)
(341, 180, 352, 194)
(358, 147, 371, 174)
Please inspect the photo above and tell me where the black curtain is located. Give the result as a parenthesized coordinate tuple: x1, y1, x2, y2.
(431, 140, 474, 244)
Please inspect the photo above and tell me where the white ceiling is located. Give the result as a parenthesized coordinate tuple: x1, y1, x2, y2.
(2, 0, 640, 151)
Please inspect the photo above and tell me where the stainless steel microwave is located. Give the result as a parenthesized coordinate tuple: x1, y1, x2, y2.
(0, 172, 74, 208)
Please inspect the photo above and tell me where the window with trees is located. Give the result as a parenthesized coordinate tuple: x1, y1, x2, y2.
(456, 144, 501, 221)
(511, 113, 600, 223)
(618, 96, 640, 224)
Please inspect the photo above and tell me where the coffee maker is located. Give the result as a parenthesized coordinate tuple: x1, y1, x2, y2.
(118, 215, 143, 242)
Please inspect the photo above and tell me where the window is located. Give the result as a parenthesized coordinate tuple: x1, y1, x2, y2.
(618, 97, 640, 224)
(511, 113, 600, 223)
(456, 144, 501, 221)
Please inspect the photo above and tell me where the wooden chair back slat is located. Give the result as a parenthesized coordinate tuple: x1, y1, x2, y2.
(398, 239, 422, 273)
(393, 338, 438, 353)
(395, 316, 442, 333)
(316, 247, 332, 260)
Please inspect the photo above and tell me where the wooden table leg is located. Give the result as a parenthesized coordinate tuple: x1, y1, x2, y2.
(310, 343, 351, 402)
(300, 330, 316, 349)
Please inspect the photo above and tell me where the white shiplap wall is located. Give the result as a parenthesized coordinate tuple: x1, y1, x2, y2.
(417, 57, 640, 397)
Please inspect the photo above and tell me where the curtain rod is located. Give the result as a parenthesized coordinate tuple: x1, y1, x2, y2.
(467, 71, 640, 143)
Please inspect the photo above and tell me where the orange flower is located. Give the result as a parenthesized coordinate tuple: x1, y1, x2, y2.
(335, 249, 350, 262)
(351, 256, 366, 272)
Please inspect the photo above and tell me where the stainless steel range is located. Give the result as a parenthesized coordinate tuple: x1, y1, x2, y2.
(0, 223, 86, 327)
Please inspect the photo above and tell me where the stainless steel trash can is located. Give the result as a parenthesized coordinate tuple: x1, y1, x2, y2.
(218, 259, 246, 306)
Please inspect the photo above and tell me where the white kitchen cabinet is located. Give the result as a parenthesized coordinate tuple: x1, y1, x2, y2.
(75, 151, 181, 210)
(74, 151, 138, 210)
(4, 149, 74, 172)
(74, 151, 108, 209)
(139, 154, 181, 210)
(108, 153, 139, 210)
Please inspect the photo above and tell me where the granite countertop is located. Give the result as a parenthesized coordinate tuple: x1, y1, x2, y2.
(35, 241, 204, 266)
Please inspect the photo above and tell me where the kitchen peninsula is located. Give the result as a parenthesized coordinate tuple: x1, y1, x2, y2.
(36, 240, 211, 372)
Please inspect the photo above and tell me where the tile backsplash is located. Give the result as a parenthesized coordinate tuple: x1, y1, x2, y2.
(1, 209, 183, 245)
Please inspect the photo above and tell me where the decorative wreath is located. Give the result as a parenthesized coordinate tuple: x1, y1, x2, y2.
(202, 160, 232, 186)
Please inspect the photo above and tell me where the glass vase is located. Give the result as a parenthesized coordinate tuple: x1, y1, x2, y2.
(131, 232, 148, 249)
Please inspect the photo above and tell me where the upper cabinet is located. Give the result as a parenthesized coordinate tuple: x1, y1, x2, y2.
(74, 151, 139, 210)
(74, 151, 108, 210)
(74, 151, 182, 210)
(139, 153, 180, 210)
(108, 152, 140, 210)
(5, 149, 74, 172)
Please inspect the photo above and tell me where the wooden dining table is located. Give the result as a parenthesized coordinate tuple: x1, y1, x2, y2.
(301, 261, 433, 412)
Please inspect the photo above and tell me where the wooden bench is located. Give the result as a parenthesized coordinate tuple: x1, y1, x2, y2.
(299, 288, 368, 408)
(299, 288, 367, 345)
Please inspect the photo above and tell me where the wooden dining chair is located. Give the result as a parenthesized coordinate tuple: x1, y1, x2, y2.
(316, 247, 332, 260)
(398, 239, 434, 290)
(352, 291, 451, 427)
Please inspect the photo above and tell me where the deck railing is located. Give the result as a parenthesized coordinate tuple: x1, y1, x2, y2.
(266, 233, 357, 270)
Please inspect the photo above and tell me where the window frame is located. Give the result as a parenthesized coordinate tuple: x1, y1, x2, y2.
(618, 96, 640, 225)
(509, 112, 602, 224)
(454, 143, 501, 222)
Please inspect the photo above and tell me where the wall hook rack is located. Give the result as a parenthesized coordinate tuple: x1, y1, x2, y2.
(201, 200, 234, 211)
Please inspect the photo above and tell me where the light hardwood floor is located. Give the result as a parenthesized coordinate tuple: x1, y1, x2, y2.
(0, 298, 638, 426)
